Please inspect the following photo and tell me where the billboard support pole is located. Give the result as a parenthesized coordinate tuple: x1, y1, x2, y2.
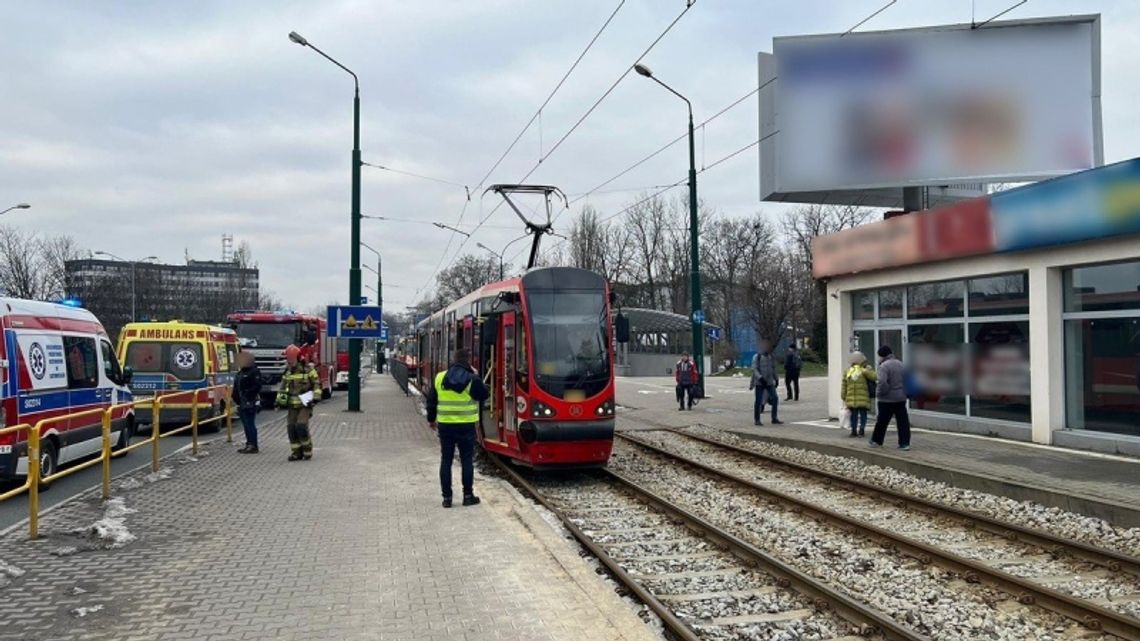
(902, 186, 924, 213)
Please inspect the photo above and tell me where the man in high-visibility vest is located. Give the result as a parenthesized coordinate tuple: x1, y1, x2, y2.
(276, 344, 320, 461)
(425, 348, 489, 508)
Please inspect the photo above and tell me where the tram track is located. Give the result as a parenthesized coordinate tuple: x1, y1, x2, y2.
(614, 429, 1140, 641)
(488, 454, 928, 641)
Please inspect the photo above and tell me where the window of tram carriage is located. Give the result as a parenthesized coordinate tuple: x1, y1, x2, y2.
(527, 289, 610, 399)
(516, 322, 529, 392)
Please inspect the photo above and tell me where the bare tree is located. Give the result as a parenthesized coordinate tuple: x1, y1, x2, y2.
(435, 254, 501, 304)
(781, 204, 875, 361)
(703, 212, 776, 341)
(744, 249, 800, 349)
(624, 194, 669, 309)
(566, 204, 633, 284)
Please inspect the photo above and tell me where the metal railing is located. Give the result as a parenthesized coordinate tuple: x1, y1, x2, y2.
(390, 360, 410, 396)
(1, 384, 234, 539)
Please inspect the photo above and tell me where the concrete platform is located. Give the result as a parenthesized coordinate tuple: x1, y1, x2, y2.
(617, 376, 1140, 528)
(0, 377, 658, 641)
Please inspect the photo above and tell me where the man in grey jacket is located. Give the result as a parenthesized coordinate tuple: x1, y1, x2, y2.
(749, 341, 783, 426)
(869, 345, 911, 450)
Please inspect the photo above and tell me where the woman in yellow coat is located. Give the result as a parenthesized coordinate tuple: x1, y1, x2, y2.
(840, 351, 877, 438)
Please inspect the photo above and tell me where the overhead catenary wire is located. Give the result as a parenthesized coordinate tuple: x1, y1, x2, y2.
(419, 1, 697, 297)
(509, 134, 762, 266)
(415, 0, 628, 297)
(361, 162, 471, 199)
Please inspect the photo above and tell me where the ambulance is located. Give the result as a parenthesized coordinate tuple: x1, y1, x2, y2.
(117, 321, 239, 429)
(0, 298, 135, 483)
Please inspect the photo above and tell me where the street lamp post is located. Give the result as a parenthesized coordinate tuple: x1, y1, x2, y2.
(360, 241, 382, 308)
(94, 251, 158, 322)
(634, 63, 704, 390)
(289, 30, 364, 412)
(0, 203, 30, 216)
(475, 243, 504, 280)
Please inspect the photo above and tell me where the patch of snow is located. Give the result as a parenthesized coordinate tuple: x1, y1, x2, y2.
(68, 586, 87, 595)
(0, 559, 24, 578)
(50, 546, 80, 557)
(75, 497, 137, 548)
(144, 467, 173, 483)
(116, 477, 144, 491)
(71, 604, 104, 617)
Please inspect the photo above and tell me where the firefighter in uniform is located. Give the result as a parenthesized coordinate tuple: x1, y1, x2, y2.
(276, 344, 320, 461)
(425, 348, 489, 508)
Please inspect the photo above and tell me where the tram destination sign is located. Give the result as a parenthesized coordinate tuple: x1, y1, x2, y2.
(327, 305, 384, 339)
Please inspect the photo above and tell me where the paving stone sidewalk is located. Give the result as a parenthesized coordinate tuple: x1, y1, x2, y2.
(0, 377, 658, 641)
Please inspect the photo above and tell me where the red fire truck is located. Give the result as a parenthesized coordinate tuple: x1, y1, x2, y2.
(225, 311, 336, 405)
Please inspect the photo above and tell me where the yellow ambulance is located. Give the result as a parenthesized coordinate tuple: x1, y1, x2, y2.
(116, 321, 239, 430)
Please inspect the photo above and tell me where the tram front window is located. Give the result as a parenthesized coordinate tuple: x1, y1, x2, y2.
(528, 290, 611, 399)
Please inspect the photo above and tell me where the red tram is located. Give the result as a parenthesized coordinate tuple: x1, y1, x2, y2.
(415, 266, 615, 468)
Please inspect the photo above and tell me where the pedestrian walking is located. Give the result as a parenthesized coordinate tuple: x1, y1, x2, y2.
(675, 351, 697, 411)
(425, 348, 489, 508)
(232, 351, 262, 453)
(275, 344, 320, 461)
(749, 341, 783, 426)
(377, 349, 387, 374)
(840, 351, 876, 438)
(869, 345, 911, 450)
(784, 345, 802, 401)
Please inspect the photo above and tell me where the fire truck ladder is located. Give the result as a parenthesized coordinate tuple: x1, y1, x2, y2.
(484, 184, 568, 270)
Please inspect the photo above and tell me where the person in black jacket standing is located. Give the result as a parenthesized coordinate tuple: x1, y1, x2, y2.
(232, 351, 263, 454)
(425, 349, 490, 508)
(784, 345, 802, 401)
(675, 352, 697, 411)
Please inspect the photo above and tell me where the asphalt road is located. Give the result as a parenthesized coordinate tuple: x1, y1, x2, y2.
(0, 410, 289, 532)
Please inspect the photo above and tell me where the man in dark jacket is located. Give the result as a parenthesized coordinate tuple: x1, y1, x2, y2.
(784, 345, 802, 401)
(232, 351, 262, 454)
(425, 348, 490, 508)
(869, 345, 911, 450)
(750, 341, 783, 426)
(675, 352, 697, 411)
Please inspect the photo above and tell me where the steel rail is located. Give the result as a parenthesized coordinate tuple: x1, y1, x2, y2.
(486, 455, 701, 641)
(664, 427, 1140, 578)
(489, 454, 930, 641)
(618, 432, 1140, 641)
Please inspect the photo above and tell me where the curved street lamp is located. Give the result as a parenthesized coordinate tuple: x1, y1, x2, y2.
(0, 203, 30, 216)
(289, 29, 364, 411)
(634, 61, 704, 388)
(93, 251, 158, 322)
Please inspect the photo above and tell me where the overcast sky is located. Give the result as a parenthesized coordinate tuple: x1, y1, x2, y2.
(2, 1, 1137, 314)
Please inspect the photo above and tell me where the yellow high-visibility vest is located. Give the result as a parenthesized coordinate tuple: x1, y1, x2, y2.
(434, 371, 479, 424)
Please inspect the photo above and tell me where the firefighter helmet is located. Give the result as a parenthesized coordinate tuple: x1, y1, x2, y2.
(284, 344, 302, 362)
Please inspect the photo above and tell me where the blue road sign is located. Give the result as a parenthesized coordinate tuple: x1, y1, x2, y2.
(707, 327, 722, 341)
(327, 305, 384, 338)
(360, 296, 368, 305)
(692, 309, 705, 324)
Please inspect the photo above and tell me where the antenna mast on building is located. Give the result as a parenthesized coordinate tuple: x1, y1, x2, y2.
(221, 234, 234, 262)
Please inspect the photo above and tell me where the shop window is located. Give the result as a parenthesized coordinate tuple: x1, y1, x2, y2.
(879, 288, 903, 319)
(907, 281, 965, 319)
(969, 273, 1029, 316)
(969, 321, 1030, 423)
(1064, 317, 1140, 436)
(853, 291, 875, 320)
(1065, 260, 1140, 313)
(907, 323, 965, 415)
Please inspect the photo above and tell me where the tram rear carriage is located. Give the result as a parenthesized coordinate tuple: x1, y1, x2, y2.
(415, 267, 615, 468)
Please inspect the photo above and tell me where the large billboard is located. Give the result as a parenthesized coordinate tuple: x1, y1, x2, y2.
(761, 15, 1102, 207)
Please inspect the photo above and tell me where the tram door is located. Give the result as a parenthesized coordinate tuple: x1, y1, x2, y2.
(479, 315, 501, 442)
(500, 312, 517, 437)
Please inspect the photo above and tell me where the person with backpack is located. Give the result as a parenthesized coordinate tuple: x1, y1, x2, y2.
(839, 351, 876, 438)
(869, 345, 911, 450)
(784, 345, 802, 401)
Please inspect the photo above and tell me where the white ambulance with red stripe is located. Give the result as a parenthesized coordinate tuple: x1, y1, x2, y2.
(0, 298, 134, 483)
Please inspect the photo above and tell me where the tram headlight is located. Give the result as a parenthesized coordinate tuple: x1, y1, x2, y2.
(532, 401, 555, 418)
(595, 398, 615, 416)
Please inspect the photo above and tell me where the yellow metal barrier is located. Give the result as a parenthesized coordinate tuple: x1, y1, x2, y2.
(0, 384, 232, 539)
